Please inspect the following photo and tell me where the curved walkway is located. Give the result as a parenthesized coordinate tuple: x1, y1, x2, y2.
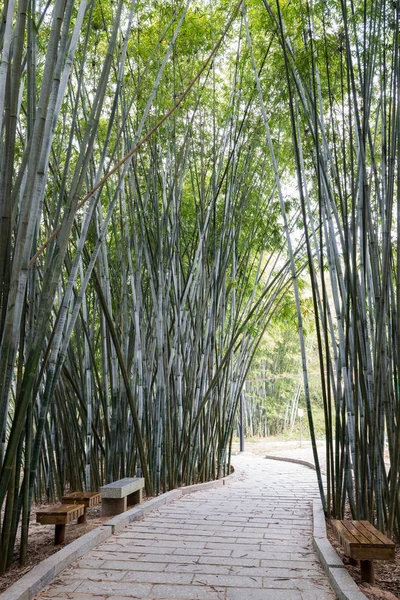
(38, 454, 336, 600)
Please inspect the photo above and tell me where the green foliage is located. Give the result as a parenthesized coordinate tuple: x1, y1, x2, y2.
(242, 280, 321, 438)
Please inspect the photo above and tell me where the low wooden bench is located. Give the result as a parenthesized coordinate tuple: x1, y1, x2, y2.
(331, 519, 395, 583)
(36, 503, 85, 545)
(100, 477, 144, 516)
(62, 491, 101, 523)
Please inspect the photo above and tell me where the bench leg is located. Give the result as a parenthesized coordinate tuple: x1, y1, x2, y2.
(55, 524, 66, 545)
(360, 560, 375, 584)
(102, 497, 127, 516)
(78, 509, 87, 524)
(127, 488, 142, 507)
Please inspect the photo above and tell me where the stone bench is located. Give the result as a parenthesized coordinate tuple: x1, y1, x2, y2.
(331, 519, 395, 583)
(62, 491, 101, 523)
(100, 477, 144, 516)
(36, 503, 85, 545)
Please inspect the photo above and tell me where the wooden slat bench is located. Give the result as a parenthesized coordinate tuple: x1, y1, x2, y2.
(62, 491, 101, 523)
(331, 519, 395, 583)
(36, 503, 85, 545)
(100, 477, 144, 516)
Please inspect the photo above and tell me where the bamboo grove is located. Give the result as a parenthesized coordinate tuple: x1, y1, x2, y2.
(1, 0, 400, 573)
(0, 0, 299, 569)
(258, 0, 400, 539)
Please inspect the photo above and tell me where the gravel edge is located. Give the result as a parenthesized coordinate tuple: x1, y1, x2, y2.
(0, 470, 235, 600)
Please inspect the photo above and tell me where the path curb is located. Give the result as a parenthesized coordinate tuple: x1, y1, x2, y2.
(265, 453, 317, 470)
(0, 470, 235, 600)
(312, 499, 368, 600)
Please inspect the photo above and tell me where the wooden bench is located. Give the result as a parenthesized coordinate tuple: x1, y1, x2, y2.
(62, 491, 101, 523)
(36, 503, 85, 545)
(331, 519, 395, 583)
(100, 477, 144, 516)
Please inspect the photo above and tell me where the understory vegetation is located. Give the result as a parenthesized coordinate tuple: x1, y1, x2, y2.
(1, 0, 400, 572)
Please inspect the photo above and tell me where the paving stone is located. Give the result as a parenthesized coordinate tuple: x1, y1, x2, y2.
(41, 579, 83, 595)
(192, 573, 263, 588)
(135, 554, 200, 564)
(156, 539, 206, 548)
(108, 596, 153, 600)
(77, 557, 107, 569)
(149, 584, 225, 599)
(199, 555, 260, 567)
(202, 541, 242, 551)
(229, 566, 273, 577)
(262, 577, 334, 591)
(300, 592, 336, 599)
(61, 568, 127, 581)
(176, 547, 232, 557)
(164, 563, 231, 575)
(51, 594, 107, 600)
(75, 580, 152, 597)
(94, 542, 152, 552)
(98, 545, 171, 556)
(231, 558, 319, 571)
(122, 571, 194, 585)
(226, 589, 303, 599)
(260, 566, 323, 578)
(261, 539, 312, 550)
(231, 552, 317, 566)
(101, 560, 167, 572)
(227, 531, 266, 540)
(290, 552, 316, 560)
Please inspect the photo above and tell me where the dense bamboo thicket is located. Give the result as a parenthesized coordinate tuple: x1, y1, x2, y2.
(0, 0, 301, 570)
(239, 313, 316, 437)
(241, 377, 303, 437)
(256, 0, 400, 537)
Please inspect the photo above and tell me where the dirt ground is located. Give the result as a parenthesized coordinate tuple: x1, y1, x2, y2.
(0, 502, 112, 593)
(0, 438, 398, 599)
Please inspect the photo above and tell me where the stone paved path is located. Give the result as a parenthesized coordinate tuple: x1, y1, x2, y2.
(231, 439, 327, 473)
(38, 454, 336, 600)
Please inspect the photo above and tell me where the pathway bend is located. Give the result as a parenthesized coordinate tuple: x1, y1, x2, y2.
(38, 454, 336, 600)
